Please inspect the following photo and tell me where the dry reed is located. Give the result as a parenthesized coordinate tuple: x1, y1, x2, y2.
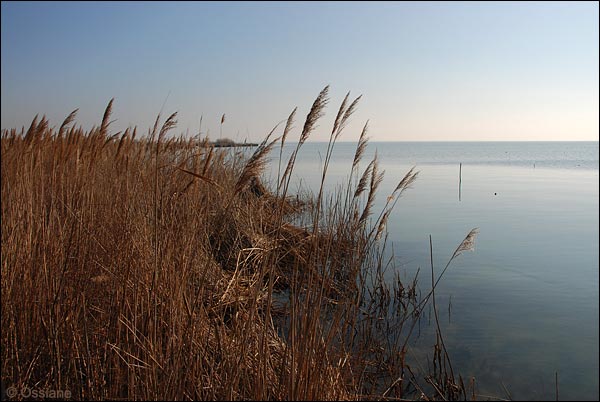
(1, 88, 483, 401)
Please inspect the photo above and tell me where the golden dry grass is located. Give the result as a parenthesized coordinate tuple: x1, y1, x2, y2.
(1, 90, 481, 400)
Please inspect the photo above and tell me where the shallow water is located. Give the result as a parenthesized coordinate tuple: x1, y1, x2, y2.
(265, 141, 599, 400)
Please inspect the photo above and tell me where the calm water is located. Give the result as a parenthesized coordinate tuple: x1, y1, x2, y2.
(265, 141, 599, 401)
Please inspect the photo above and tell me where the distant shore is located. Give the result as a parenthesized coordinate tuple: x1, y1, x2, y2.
(208, 138, 258, 147)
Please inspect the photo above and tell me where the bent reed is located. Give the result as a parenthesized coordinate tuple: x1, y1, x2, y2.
(1, 87, 480, 400)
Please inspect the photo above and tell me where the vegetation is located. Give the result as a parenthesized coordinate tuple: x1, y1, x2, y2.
(1, 87, 479, 400)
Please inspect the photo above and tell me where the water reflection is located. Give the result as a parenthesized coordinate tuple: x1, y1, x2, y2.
(264, 141, 599, 400)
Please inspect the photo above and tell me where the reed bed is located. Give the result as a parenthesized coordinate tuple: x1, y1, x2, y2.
(1, 88, 481, 400)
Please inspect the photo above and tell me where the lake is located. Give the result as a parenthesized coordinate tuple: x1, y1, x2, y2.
(265, 141, 599, 401)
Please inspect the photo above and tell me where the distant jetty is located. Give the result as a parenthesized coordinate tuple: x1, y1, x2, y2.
(208, 138, 258, 147)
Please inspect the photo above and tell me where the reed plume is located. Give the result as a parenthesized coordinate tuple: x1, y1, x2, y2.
(352, 121, 369, 172)
(279, 85, 330, 195)
(299, 85, 329, 144)
(358, 152, 384, 227)
(100, 98, 114, 137)
(393, 166, 419, 197)
(234, 126, 281, 194)
(353, 157, 375, 200)
(450, 228, 480, 260)
(336, 95, 362, 140)
(58, 109, 79, 137)
(332, 92, 350, 136)
(158, 112, 178, 145)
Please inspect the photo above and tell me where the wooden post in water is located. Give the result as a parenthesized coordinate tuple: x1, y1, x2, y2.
(459, 163, 462, 201)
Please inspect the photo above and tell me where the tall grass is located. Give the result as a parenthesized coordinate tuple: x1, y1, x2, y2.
(1, 89, 480, 400)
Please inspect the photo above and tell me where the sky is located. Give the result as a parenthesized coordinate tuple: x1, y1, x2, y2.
(1, 1, 598, 142)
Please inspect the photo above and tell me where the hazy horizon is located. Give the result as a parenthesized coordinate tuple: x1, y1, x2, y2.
(2, 1, 598, 142)
(274, 139, 600, 143)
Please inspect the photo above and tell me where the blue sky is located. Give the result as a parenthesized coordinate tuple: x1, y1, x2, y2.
(1, 1, 598, 141)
